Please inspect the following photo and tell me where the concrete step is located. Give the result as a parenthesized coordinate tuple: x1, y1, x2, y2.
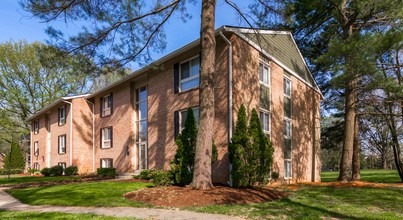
(115, 173, 134, 180)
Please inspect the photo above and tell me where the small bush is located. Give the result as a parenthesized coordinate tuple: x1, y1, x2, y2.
(65, 166, 78, 176)
(49, 165, 64, 176)
(41, 167, 51, 177)
(0, 169, 23, 175)
(271, 171, 279, 181)
(151, 170, 173, 186)
(97, 168, 116, 177)
(134, 169, 156, 180)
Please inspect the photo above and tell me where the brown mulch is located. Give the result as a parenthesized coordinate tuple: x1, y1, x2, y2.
(124, 185, 285, 207)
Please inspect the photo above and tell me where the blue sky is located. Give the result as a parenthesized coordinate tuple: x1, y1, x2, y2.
(0, 0, 253, 68)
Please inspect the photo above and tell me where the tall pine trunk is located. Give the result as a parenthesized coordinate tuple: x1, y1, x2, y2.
(352, 115, 361, 180)
(190, 0, 216, 190)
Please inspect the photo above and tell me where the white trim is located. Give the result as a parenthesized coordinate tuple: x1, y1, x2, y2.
(259, 62, 271, 88)
(228, 27, 291, 35)
(259, 109, 271, 135)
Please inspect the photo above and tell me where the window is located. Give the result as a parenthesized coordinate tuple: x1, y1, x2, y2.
(101, 158, 113, 168)
(180, 107, 200, 131)
(284, 78, 291, 97)
(260, 110, 270, 133)
(101, 94, 112, 117)
(33, 120, 39, 134)
(34, 163, 40, 170)
(101, 127, 112, 149)
(58, 162, 66, 170)
(34, 142, 39, 156)
(136, 87, 148, 142)
(259, 62, 270, 86)
(58, 135, 66, 154)
(283, 77, 292, 179)
(180, 56, 200, 91)
(58, 106, 66, 125)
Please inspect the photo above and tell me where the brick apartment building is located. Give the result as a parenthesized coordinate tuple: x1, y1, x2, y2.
(27, 26, 322, 184)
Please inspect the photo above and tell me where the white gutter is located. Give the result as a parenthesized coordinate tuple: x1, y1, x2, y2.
(219, 31, 233, 142)
(85, 99, 95, 172)
(62, 99, 73, 166)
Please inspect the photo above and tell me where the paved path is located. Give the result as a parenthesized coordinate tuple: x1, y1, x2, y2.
(0, 188, 244, 220)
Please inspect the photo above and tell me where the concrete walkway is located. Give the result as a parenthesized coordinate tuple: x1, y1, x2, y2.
(0, 188, 244, 220)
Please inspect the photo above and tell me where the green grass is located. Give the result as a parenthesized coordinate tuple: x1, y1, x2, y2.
(188, 185, 403, 219)
(7, 181, 153, 207)
(321, 169, 401, 183)
(0, 175, 80, 185)
(0, 210, 137, 219)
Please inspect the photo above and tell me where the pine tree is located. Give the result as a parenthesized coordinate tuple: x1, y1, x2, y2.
(246, 109, 261, 185)
(4, 141, 25, 170)
(171, 108, 197, 186)
(229, 105, 248, 187)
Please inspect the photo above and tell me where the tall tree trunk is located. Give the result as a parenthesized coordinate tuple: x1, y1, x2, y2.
(387, 106, 403, 182)
(352, 115, 361, 180)
(190, 0, 216, 190)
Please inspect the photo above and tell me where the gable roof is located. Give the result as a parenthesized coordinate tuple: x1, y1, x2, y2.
(225, 27, 321, 95)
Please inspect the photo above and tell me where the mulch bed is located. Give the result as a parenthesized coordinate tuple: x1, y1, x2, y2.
(124, 185, 285, 207)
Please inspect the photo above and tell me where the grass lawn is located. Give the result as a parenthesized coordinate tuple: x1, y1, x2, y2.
(321, 169, 401, 183)
(0, 210, 137, 219)
(0, 175, 80, 185)
(189, 185, 403, 219)
(7, 181, 153, 207)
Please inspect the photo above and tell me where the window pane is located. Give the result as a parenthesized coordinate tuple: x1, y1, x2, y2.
(284, 97, 291, 118)
(259, 63, 263, 82)
(193, 108, 199, 125)
(140, 120, 147, 141)
(180, 111, 187, 130)
(263, 67, 269, 84)
(190, 58, 200, 76)
(181, 77, 199, 91)
(140, 144, 147, 169)
(284, 139, 292, 159)
(139, 87, 147, 101)
(139, 102, 147, 119)
(181, 62, 190, 79)
(284, 79, 291, 96)
(284, 120, 291, 137)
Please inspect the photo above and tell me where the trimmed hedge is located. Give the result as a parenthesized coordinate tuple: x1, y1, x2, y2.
(0, 169, 23, 175)
(97, 168, 116, 177)
(49, 165, 64, 176)
(65, 166, 78, 176)
(41, 168, 51, 177)
(151, 170, 173, 186)
(134, 169, 156, 180)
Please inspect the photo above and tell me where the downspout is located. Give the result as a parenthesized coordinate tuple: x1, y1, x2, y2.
(63, 99, 73, 166)
(220, 30, 233, 187)
(219, 31, 233, 142)
(85, 99, 95, 172)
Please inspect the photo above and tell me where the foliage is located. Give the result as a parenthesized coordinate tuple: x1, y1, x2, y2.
(96, 168, 116, 177)
(271, 172, 279, 181)
(0, 41, 94, 148)
(229, 105, 274, 187)
(171, 108, 197, 186)
(0, 169, 23, 175)
(40, 168, 51, 177)
(49, 165, 64, 176)
(212, 140, 218, 164)
(151, 170, 174, 186)
(7, 181, 152, 207)
(4, 141, 25, 170)
(64, 166, 78, 176)
(134, 169, 156, 180)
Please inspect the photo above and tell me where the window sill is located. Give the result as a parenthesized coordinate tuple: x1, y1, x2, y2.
(100, 114, 112, 118)
(178, 87, 199, 95)
(58, 153, 66, 155)
(100, 147, 112, 150)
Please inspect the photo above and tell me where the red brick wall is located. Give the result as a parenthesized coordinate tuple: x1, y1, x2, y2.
(31, 116, 47, 170)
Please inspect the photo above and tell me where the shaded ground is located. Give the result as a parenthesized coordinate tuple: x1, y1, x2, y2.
(124, 185, 285, 207)
(3, 176, 115, 189)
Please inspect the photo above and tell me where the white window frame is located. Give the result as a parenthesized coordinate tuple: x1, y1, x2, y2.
(284, 77, 291, 98)
(101, 94, 112, 117)
(59, 106, 66, 125)
(58, 135, 66, 154)
(259, 61, 270, 88)
(34, 120, 39, 134)
(34, 141, 39, 156)
(179, 55, 200, 91)
(34, 162, 40, 170)
(179, 107, 200, 131)
(283, 76, 292, 179)
(101, 127, 112, 149)
(101, 158, 113, 168)
(284, 160, 292, 179)
(259, 109, 271, 135)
